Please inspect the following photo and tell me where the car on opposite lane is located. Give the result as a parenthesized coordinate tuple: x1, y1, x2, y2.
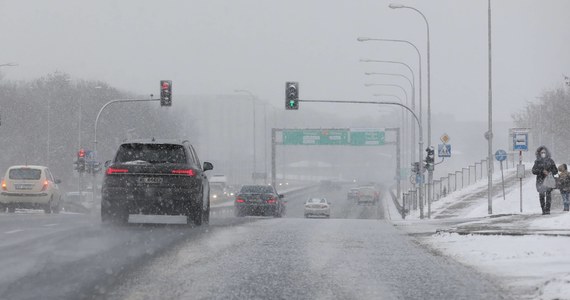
(234, 185, 285, 217)
(347, 187, 360, 201)
(304, 197, 331, 218)
(101, 139, 213, 225)
(0, 165, 62, 213)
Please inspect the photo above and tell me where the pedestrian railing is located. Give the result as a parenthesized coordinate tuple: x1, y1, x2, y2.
(402, 152, 517, 213)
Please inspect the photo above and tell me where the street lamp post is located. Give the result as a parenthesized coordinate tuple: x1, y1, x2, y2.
(389, 3, 433, 217)
(360, 59, 418, 207)
(364, 83, 408, 104)
(358, 38, 422, 132)
(487, 0, 494, 214)
(366, 73, 414, 164)
(235, 89, 258, 183)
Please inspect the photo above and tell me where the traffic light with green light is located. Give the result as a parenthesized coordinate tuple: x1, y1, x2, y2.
(285, 81, 299, 110)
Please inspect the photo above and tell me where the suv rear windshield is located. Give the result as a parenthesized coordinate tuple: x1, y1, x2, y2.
(240, 185, 274, 194)
(115, 144, 187, 164)
(9, 168, 42, 180)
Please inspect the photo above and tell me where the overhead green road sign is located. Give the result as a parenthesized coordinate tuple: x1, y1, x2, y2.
(350, 128, 385, 146)
(282, 129, 349, 145)
(280, 128, 386, 146)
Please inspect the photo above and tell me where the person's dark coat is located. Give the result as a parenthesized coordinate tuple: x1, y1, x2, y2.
(532, 146, 558, 192)
(557, 169, 570, 193)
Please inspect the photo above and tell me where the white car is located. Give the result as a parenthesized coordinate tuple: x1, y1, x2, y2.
(304, 198, 331, 218)
(0, 165, 62, 213)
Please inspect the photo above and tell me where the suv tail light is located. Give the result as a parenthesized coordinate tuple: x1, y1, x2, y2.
(235, 198, 245, 203)
(172, 169, 195, 176)
(40, 180, 49, 191)
(1, 179, 6, 191)
(266, 197, 277, 204)
(106, 168, 129, 175)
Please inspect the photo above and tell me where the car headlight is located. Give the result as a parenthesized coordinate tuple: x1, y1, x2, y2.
(213, 195, 217, 198)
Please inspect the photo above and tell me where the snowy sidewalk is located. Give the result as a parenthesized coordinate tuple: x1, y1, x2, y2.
(438, 213, 570, 237)
(391, 169, 570, 300)
(435, 169, 569, 237)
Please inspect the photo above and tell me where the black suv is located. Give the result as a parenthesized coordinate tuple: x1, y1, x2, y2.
(101, 139, 213, 225)
(234, 185, 285, 217)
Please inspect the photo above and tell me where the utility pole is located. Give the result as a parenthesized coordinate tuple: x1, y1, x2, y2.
(487, 0, 494, 214)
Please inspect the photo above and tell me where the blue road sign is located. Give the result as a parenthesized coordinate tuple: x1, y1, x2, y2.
(415, 174, 425, 184)
(85, 150, 95, 161)
(495, 149, 508, 161)
(438, 144, 451, 158)
(513, 133, 528, 151)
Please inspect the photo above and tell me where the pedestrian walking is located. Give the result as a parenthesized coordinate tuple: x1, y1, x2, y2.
(532, 146, 558, 215)
(557, 164, 570, 211)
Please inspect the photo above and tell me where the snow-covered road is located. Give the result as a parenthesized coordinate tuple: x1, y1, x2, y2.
(0, 184, 511, 300)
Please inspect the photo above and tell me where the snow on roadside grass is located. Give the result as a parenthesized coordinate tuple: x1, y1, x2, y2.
(464, 176, 542, 218)
(426, 232, 570, 300)
(531, 212, 570, 230)
(405, 167, 519, 219)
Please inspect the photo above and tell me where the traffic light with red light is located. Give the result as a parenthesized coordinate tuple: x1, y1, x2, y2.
(285, 81, 299, 110)
(75, 149, 86, 173)
(160, 80, 172, 106)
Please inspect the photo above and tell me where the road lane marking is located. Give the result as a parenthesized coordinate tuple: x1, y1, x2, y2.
(42, 223, 58, 227)
(5, 229, 25, 234)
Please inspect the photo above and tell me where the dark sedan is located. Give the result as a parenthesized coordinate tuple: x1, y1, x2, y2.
(234, 185, 285, 217)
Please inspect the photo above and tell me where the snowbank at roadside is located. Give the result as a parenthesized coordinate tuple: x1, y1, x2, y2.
(464, 176, 542, 218)
(427, 232, 570, 300)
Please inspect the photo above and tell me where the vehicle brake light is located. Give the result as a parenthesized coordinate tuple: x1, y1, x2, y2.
(236, 198, 245, 203)
(40, 180, 49, 191)
(266, 198, 277, 204)
(106, 168, 129, 175)
(172, 169, 195, 176)
(1, 179, 6, 191)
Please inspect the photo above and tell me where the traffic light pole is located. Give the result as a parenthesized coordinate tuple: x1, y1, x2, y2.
(93, 98, 161, 202)
(271, 128, 277, 188)
(297, 99, 425, 219)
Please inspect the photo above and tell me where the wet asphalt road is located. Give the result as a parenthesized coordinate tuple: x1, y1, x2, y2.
(0, 185, 510, 300)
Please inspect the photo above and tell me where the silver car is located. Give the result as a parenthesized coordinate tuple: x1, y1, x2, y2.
(304, 198, 331, 218)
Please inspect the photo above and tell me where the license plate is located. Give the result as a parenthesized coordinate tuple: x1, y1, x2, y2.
(137, 177, 164, 184)
(15, 184, 33, 190)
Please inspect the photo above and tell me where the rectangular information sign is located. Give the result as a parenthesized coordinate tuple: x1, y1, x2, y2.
(349, 128, 385, 146)
(282, 129, 349, 145)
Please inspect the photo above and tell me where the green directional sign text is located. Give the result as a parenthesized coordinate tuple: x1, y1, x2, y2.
(282, 129, 349, 145)
(281, 128, 386, 146)
(350, 129, 385, 146)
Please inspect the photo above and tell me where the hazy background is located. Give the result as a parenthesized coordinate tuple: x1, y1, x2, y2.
(1, 0, 569, 187)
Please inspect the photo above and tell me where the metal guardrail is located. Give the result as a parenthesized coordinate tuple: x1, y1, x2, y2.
(401, 153, 520, 215)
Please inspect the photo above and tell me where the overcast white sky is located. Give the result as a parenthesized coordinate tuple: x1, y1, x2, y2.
(1, 0, 569, 122)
